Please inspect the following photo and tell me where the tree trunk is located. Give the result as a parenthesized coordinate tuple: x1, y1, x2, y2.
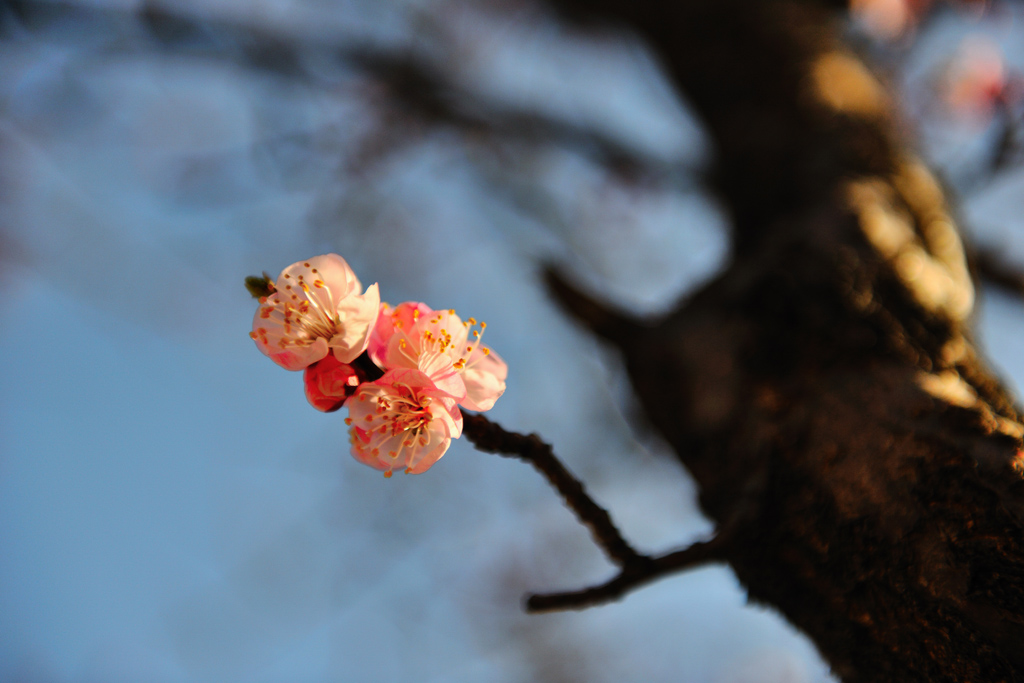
(546, 1, 1024, 680)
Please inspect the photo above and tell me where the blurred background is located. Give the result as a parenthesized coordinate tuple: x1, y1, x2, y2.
(1, 0, 1023, 681)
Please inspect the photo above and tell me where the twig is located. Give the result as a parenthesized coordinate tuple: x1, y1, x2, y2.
(526, 535, 730, 612)
(461, 411, 733, 611)
(461, 411, 641, 566)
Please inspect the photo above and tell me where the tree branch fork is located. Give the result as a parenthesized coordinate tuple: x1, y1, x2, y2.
(461, 411, 734, 612)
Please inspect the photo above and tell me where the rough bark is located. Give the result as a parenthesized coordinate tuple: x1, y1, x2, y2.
(544, 0, 1024, 681)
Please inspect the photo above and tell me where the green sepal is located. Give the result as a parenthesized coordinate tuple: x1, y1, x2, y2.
(244, 272, 275, 299)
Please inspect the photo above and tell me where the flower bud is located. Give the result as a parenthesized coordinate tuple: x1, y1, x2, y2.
(304, 355, 364, 412)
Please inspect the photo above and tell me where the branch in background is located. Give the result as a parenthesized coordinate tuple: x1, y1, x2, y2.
(1, 0, 694, 187)
(542, 267, 645, 347)
(986, 100, 1023, 176)
(957, 99, 1024, 193)
(461, 411, 731, 611)
(972, 246, 1024, 297)
(345, 48, 693, 183)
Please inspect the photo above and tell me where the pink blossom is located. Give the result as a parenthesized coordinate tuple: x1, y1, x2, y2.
(303, 355, 364, 413)
(368, 302, 507, 411)
(346, 369, 463, 476)
(943, 37, 1010, 120)
(251, 254, 380, 370)
(460, 343, 508, 412)
(850, 0, 931, 40)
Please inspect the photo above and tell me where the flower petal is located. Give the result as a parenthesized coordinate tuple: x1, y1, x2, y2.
(330, 283, 381, 363)
(253, 326, 329, 371)
(404, 432, 452, 474)
(368, 302, 432, 368)
(277, 254, 360, 306)
(460, 348, 508, 412)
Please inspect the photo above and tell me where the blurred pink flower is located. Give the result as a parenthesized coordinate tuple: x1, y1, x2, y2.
(850, 0, 931, 40)
(346, 368, 463, 476)
(943, 37, 1011, 120)
(251, 254, 380, 370)
(368, 302, 507, 411)
(303, 355, 364, 412)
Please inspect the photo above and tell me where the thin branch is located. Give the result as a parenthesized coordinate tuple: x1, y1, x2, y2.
(526, 535, 730, 612)
(461, 411, 735, 612)
(461, 411, 642, 566)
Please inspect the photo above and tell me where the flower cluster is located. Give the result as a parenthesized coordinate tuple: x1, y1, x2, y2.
(250, 254, 507, 477)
